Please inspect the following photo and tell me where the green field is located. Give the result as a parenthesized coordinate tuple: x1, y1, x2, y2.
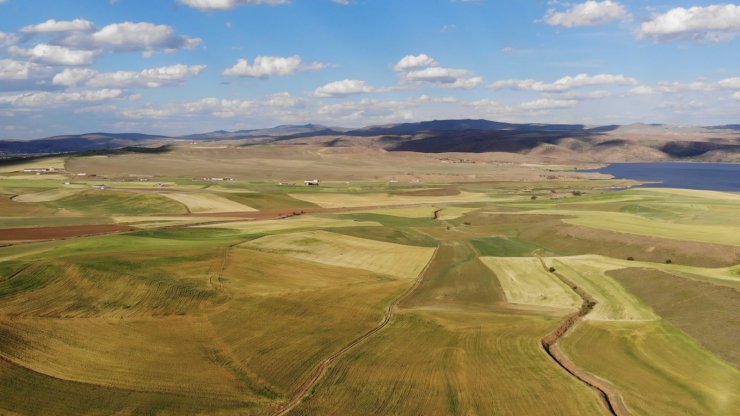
(0, 157, 738, 415)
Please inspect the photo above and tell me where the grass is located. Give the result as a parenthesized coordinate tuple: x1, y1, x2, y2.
(197, 216, 382, 235)
(288, 190, 499, 208)
(45, 190, 189, 216)
(561, 320, 740, 416)
(479, 257, 581, 313)
(547, 257, 659, 321)
(244, 230, 435, 279)
(326, 226, 438, 247)
(218, 192, 319, 210)
(12, 188, 84, 203)
(470, 236, 541, 256)
(160, 192, 257, 213)
(610, 267, 740, 367)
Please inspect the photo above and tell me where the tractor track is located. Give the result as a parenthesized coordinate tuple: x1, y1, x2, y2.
(269, 247, 440, 416)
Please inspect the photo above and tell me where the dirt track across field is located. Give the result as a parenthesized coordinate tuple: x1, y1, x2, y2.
(269, 248, 440, 416)
(537, 256, 630, 416)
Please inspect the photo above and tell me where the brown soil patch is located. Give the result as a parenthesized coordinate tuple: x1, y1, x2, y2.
(0, 224, 134, 241)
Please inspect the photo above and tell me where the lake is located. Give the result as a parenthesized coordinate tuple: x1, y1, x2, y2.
(584, 163, 740, 192)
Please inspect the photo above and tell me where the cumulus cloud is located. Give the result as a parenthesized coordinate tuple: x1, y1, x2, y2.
(0, 59, 53, 80)
(223, 55, 326, 78)
(393, 54, 438, 71)
(9, 44, 97, 66)
(544, 1, 630, 27)
(733, 91, 740, 100)
(265, 92, 306, 108)
(489, 73, 637, 92)
(0, 89, 124, 107)
(21, 18, 94, 33)
(178, 0, 289, 10)
(52, 64, 207, 88)
(394, 54, 483, 89)
(314, 79, 373, 97)
(0, 32, 17, 46)
(88, 22, 202, 54)
(638, 4, 740, 42)
(121, 97, 258, 119)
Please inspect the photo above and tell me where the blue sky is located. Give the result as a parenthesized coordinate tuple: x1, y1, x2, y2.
(0, 0, 738, 139)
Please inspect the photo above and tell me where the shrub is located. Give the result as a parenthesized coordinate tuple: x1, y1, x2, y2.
(627, 256, 635, 261)
(549, 267, 556, 273)
(666, 259, 672, 264)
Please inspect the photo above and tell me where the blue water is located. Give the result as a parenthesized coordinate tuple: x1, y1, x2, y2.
(584, 163, 740, 192)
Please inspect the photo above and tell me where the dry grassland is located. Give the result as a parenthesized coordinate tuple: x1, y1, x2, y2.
(244, 230, 435, 279)
(479, 257, 581, 313)
(160, 192, 256, 213)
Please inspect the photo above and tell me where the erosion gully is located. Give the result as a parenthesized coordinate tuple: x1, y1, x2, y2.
(536, 256, 630, 416)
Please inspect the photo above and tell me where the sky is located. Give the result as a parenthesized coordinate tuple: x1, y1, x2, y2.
(0, 0, 739, 139)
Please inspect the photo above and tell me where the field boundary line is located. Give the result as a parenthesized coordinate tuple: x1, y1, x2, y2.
(269, 245, 440, 416)
(536, 255, 631, 416)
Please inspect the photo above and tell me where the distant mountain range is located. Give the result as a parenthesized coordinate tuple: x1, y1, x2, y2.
(1, 119, 738, 162)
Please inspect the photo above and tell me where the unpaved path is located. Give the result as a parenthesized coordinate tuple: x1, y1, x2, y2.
(269, 248, 440, 416)
(536, 256, 630, 416)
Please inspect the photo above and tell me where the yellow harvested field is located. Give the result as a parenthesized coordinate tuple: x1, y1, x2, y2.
(244, 230, 435, 279)
(288, 191, 498, 208)
(480, 257, 580, 313)
(0, 157, 66, 173)
(160, 192, 256, 213)
(12, 188, 84, 203)
(546, 257, 658, 321)
(196, 215, 381, 234)
(112, 216, 213, 228)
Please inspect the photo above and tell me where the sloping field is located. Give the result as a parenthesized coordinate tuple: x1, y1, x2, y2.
(0, 318, 249, 398)
(0, 224, 132, 241)
(197, 216, 381, 235)
(504, 208, 740, 247)
(561, 320, 740, 416)
(244, 230, 435, 279)
(611, 268, 740, 367)
(208, 248, 412, 401)
(12, 188, 84, 203)
(546, 257, 658, 321)
(160, 192, 256, 213)
(291, 308, 609, 415)
(288, 191, 498, 208)
(46, 190, 189, 216)
(480, 257, 580, 313)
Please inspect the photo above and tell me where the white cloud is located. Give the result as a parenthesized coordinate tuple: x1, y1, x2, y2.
(52, 64, 206, 88)
(733, 91, 740, 100)
(545, 1, 630, 27)
(178, 0, 289, 10)
(489, 73, 637, 92)
(9, 44, 97, 66)
(638, 4, 740, 42)
(0, 89, 123, 107)
(223, 55, 326, 78)
(393, 54, 438, 71)
(121, 97, 258, 119)
(0, 59, 53, 80)
(265, 92, 306, 108)
(394, 54, 482, 89)
(718, 77, 740, 89)
(519, 98, 579, 110)
(51, 68, 97, 86)
(89, 22, 202, 54)
(315, 79, 373, 97)
(21, 18, 94, 33)
(0, 32, 17, 46)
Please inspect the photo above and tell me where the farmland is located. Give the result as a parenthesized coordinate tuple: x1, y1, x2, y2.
(0, 150, 737, 415)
